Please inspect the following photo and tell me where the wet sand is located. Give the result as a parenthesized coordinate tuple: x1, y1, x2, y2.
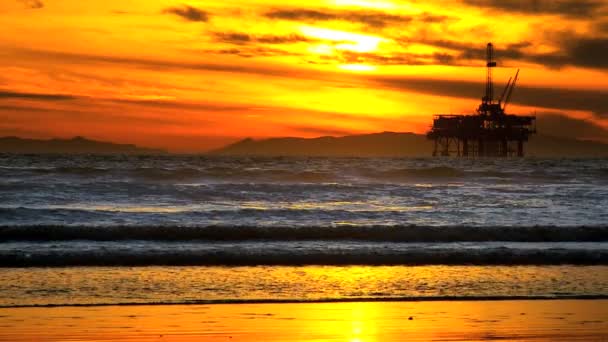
(0, 300, 607, 341)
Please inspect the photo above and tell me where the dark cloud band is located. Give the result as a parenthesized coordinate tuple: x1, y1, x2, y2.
(17, 0, 43, 9)
(399, 37, 608, 71)
(163, 5, 208, 22)
(213, 32, 314, 45)
(535, 112, 608, 141)
(0, 90, 76, 101)
(373, 76, 608, 117)
(462, 0, 605, 18)
(265, 8, 450, 28)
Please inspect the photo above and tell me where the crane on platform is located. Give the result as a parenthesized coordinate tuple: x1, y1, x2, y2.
(501, 69, 519, 113)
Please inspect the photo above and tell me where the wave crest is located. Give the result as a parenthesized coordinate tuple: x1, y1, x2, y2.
(1, 244, 606, 267)
(1, 225, 606, 242)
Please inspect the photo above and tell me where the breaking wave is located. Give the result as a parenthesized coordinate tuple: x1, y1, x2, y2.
(1, 225, 606, 242)
(1, 241, 606, 267)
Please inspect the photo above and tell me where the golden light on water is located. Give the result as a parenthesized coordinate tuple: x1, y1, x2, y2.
(0, 266, 607, 340)
(3, 300, 608, 341)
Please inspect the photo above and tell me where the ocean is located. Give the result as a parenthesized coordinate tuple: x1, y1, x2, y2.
(1, 154, 607, 307)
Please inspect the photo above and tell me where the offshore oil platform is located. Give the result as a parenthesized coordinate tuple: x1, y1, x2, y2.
(427, 43, 536, 157)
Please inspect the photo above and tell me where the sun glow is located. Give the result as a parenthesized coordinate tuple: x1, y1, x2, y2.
(300, 26, 386, 53)
(331, 0, 397, 10)
(0, 0, 605, 151)
(339, 64, 377, 72)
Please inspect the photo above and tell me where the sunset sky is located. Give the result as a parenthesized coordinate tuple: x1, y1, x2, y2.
(1, 0, 607, 152)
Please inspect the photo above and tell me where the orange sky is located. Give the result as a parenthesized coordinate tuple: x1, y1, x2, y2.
(1, 0, 607, 152)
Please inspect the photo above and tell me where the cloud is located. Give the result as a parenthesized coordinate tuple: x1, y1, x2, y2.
(10, 48, 289, 77)
(8, 47, 356, 86)
(213, 32, 314, 45)
(535, 112, 608, 141)
(111, 98, 256, 112)
(401, 37, 608, 71)
(373, 76, 608, 117)
(599, 21, 608, 34)
(211, 47, 301, 58)
(0, 89, 256, 116)
(214, 32, 250, 44)
(267, 8, 340, 22)
(397, 39, 527, 65)
(0, 100, 216, 127)
(163, 5, 208, 22)
(0, 90, 76, 101)
(283, 125, 355, 137)
(13, 47, 606, 119)
(335, 50, 460, 66)
(0, 104, 49, 112)
(17, 0, 43, 9)
(265, 8, 450, 29)
(461, 0, 605, 18)
(560, 38, 608, 69)
(204, 33, 309, 57)
(501, 36, 608, 70)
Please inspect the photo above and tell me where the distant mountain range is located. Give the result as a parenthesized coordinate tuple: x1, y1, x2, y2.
(211, 132, 608, 158)
(2, 133, 607, 157)
(0, 136, 166, 154)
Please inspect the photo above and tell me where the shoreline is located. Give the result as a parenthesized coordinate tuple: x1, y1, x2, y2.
(2, 295, 608, 309)
(2, 265, 606, 308)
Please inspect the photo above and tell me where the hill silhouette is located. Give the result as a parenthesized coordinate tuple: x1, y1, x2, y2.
(212, 132, 430, 157)
(0, 136, 166, 154)
(3, 133, 606, 156)
(211, 132, 608, 158)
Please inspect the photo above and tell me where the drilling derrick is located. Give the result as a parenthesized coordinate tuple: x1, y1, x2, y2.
(427, 43, 536, 157)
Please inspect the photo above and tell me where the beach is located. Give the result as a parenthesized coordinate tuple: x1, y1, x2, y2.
(1, 266, 607, 341)
(1, 300, 607, 341)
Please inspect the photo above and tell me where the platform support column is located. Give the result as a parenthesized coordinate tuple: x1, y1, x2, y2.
(517, 140, 524, 157)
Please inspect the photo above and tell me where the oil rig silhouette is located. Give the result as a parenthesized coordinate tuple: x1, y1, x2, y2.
(427, 43, 536, 157)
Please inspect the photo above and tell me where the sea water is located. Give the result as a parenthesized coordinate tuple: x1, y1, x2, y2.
(1, 155, 607, 306)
